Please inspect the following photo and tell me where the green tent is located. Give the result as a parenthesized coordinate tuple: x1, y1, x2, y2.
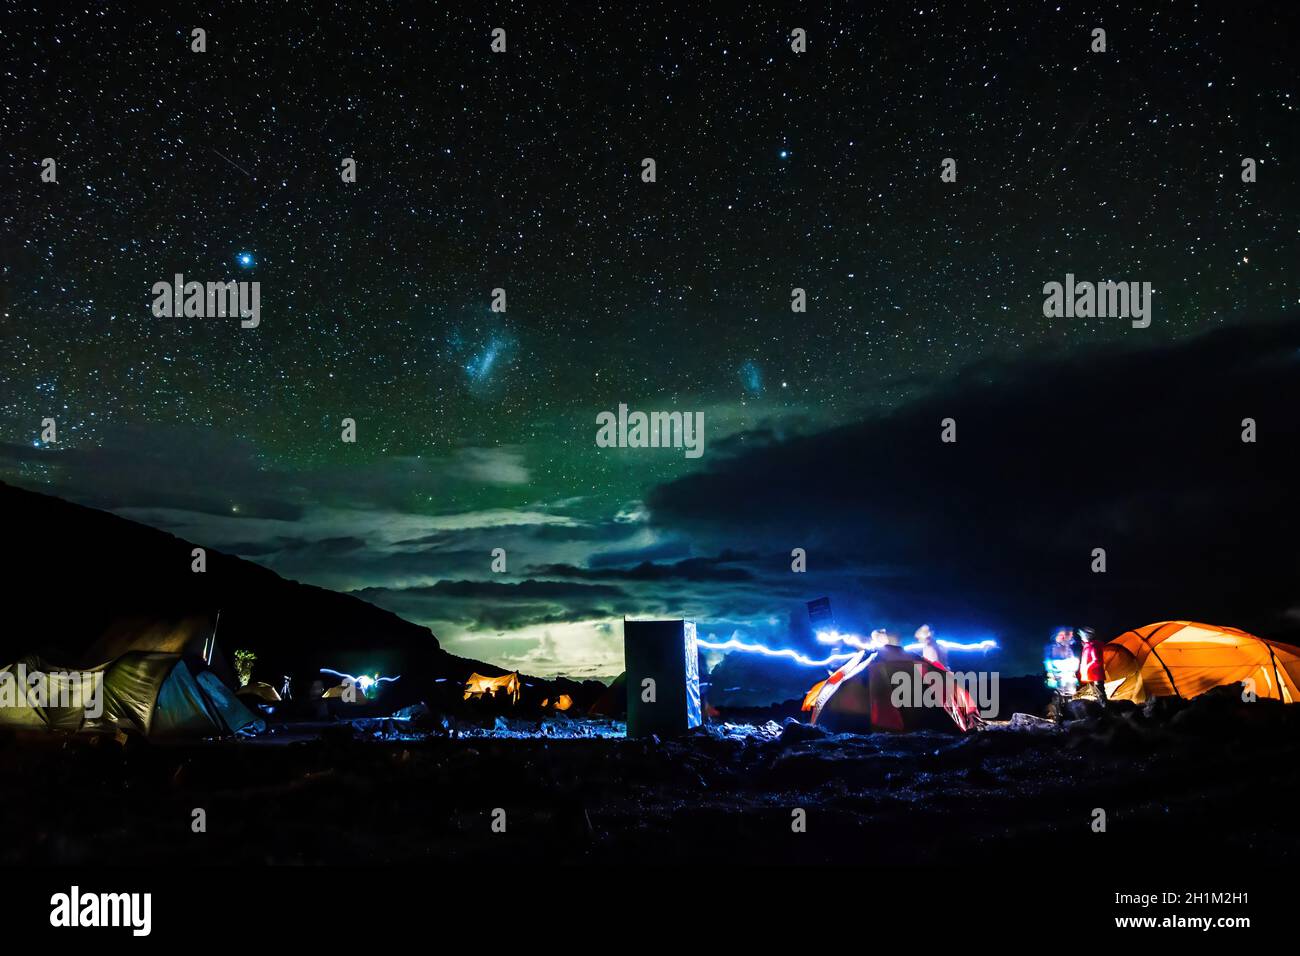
(0, 652, 262, 736)
(0, 614, 263, 737)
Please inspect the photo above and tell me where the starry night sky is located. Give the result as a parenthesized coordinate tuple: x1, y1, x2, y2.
(3, 3, 1297, 684)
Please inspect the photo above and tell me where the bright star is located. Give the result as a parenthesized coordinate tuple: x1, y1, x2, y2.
(236, 252, 255, 268)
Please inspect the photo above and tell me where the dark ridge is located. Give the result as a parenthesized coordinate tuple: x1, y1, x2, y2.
(0, 479, 521, 700)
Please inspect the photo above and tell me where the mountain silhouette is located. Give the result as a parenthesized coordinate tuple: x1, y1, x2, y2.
(0, 480, 514, 699)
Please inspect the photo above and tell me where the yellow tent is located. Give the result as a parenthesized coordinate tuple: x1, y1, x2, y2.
(323, 679, 368, 701)
(237, 681, 282, 703)
(1105, 621, 1300, 703)
(463, 672, 520, 703)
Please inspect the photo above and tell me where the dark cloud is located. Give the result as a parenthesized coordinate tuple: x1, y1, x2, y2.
(586, 539, 693, 567)
(529, 522, 643, 543)
(359, 579, 627, 601)
(223, 538, 299, 557)
(261, 535, 368, 556)
(529, 555, 755, 582)
(351, 578, 630, 632)
(394, 518, 636, 549)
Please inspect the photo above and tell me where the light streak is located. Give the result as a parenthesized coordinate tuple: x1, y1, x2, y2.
(905, 639, 999, 652)
(696, 637, 857, 667)
(815, 629, 878, 649)
(817, 629, 997, 653)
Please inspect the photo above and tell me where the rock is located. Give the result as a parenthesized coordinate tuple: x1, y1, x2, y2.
(1170, 701, 1224, 735)
(1064, 715, 1101, 735)
(1106, 699, 1139, 718)
(691, 721, 783, 743)
(779, 718, 830, 744)
(1008, 712, 1059, 732)
(1097, 716, 1151, 752)
(1143, 694, 1188, 723)
(1066, 698, 1103, 721)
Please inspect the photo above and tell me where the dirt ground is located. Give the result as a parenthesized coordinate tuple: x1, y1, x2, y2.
(3, 692, 1298, 867)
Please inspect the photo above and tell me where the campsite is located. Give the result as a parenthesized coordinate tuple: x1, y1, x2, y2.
(6, 1, 1298, 936)
(1, 479, 1298, 869)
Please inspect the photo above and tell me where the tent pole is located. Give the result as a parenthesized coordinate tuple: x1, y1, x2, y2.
(1266, 642, 1286, 703)
(208, 609, 221, 666)
(1147, 645, 1180, 698)
(1132, 622, 1181, 698)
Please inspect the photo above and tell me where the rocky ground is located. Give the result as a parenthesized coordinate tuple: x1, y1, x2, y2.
(2, 686, 1297, 867)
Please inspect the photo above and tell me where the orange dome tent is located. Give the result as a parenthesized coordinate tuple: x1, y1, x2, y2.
(802, 645, 982, 733)
(1105, 621, 1300, 703)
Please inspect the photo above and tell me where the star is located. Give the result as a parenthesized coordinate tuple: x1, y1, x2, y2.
(236, 252, 255, 268)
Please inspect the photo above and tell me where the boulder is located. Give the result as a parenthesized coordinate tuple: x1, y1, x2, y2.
(1142, 694, 1188, 723)
(779, 717, 830, 744)
(1066, 698, 1103, 721)
(1008, 712, 1059, 732)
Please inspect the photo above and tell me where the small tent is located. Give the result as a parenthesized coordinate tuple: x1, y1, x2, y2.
(463, 671, 521, 703)
(323, 679, 369, 701)
(804, 645, 980, 733)
(237, 680, 282, 703)
(1104, 621, 1300, 703)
